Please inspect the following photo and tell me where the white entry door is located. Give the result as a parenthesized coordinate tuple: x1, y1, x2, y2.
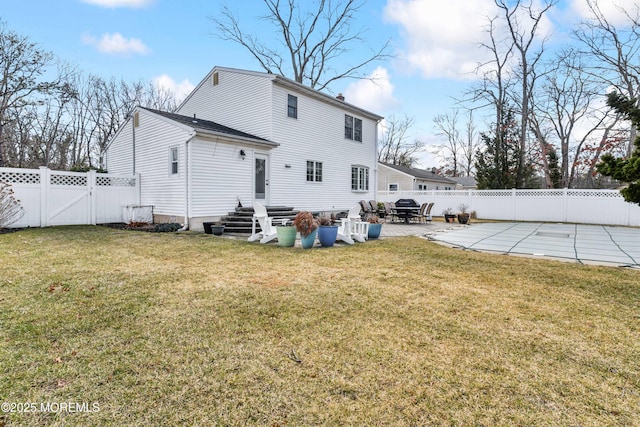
(255, 154, 269, 203)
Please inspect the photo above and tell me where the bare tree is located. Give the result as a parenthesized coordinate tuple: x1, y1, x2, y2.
(573, 0, 640, 157)
(529, 49, 613, 188)
(495, 0, 557, 187)
(377, 114, 424, 167)
(211, 0, 391, 91)
(0, 21, 62, 167)
(460, 110, 481, 177)
(433, 111, 462, 176)
(469, 13, 515, 173)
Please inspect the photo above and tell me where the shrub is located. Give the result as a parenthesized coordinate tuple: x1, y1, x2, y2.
(0, 181, 25, 228)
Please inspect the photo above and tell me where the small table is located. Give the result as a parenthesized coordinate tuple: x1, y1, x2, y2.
(392, 207, 420, 223)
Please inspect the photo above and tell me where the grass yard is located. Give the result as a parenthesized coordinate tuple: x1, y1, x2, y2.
(1, 226, 639, 426)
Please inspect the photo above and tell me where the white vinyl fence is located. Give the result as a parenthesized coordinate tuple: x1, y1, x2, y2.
(378, 188, 640, 227)
(1, 167, 140, 228)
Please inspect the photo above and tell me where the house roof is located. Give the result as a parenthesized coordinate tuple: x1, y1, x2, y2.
(450, 176, 478, 188)
(380, 162, 457, 184)
(140, 107, 278, 147)
(179, 66, 384, 123)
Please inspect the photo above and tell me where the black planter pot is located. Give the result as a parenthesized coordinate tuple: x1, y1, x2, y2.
(457, 214, 470, 224)
(444, 214, 457, 223)
(212, 225, 225, 236)
(203, 222, 214, 234)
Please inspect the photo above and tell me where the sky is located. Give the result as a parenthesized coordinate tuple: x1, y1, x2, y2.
(1, 0, 636, 168)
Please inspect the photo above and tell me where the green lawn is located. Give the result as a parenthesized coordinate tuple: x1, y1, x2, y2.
(1, 226, 638, 426)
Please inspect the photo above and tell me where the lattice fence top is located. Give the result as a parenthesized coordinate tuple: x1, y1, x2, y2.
(96, 176, 136, 187)
(50, 174, 87, 186)
(0, 170, 41, 184)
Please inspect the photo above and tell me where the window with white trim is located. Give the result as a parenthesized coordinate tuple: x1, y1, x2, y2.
(170, 147, 178, 175)
(345, 115, 363, 142)
(351, 165, 369, 191)
(288, 94, 298, 119)
(306, 160, 322, 182)
(389, 183, 399, 191)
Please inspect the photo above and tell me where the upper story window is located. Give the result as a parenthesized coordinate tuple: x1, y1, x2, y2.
(351, 165, 369, 191)
(212, 72, 219, 86)
(288, 94, 298, 119)
(345, 115, 362, 142)
(170, 147, 178, 175)
(306, 160, 322, 182)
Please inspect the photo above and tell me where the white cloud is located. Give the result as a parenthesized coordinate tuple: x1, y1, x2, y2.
(153, 74, 195, 103)
(384, 0, 556, 80)
(80, 0, 154, 8)
(82, 32, 149, 55)
(343, 67, 397, 113)
(570, 0, 639, 26)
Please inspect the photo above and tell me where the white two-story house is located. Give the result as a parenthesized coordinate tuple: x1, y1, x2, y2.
(104, 66, 383, 230)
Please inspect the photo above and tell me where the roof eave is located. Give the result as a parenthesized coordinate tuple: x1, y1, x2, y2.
(272, 76, 383, 122)
(194, 128, 279, 148)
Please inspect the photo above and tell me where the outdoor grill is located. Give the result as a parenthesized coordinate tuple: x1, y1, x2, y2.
(394, 198, 420, 222)
(395, 198, 420, 209)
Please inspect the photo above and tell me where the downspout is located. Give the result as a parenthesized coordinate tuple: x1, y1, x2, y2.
(178, 134, 195, 231)
(132, 116, 136, 174)
(374, 119, 381, 201)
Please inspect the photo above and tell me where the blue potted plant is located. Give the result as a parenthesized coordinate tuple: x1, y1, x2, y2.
(293, 211, 318, 249)
(367, 215, 383, 239)
(317, 216, 338, 247)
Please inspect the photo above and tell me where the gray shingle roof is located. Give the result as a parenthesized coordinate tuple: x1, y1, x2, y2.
(380, 162, 457, 184)
(141, 107, 275, 145)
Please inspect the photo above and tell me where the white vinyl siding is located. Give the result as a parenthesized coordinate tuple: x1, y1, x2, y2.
(269, 84, 376, 210)
(189, 139, 255, 217)
(104, 119, 134, 174)
(178, 69, 272, 139)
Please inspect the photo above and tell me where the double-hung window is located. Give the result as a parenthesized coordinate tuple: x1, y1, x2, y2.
(306, 161, 322, 182)
(345, 115, 362, 142)
(288, 94, 298, 119)
(351, 165, 369, 191)
(170, 147, 179, 175)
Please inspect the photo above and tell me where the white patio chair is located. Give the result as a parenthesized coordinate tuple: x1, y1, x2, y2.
(248, 202, 278, 244)
(337, 205, 368, 244)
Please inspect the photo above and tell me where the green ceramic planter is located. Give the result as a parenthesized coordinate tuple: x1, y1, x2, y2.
(276, 226, 296, 247)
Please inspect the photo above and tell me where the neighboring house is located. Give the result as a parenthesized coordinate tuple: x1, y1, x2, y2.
(105, 66, 383, 230)
(378, 162, 457, 192)
(450, 176, 478, 190)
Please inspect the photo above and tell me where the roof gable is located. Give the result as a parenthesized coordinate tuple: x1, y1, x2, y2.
(178, 65, 383, 122)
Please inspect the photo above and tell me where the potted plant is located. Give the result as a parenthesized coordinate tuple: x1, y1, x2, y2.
(443, 208, 456, 223)
(457, 204, 470, 224)
(317, 216, 338, 247)
(202, 221, 215, 234)
(367, 215, 383, 239)
(293, 211, 318, 249)
(276, 220, 296, 247)
(211, 222, 225, 235)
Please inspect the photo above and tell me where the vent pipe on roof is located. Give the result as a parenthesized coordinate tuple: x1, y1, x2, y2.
(336, 93, 345, 101)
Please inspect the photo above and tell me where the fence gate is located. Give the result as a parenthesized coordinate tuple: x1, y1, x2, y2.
(1, 166, 139, 228)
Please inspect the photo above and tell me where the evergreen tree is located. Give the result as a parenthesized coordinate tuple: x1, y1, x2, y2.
(597, 92, 640, 205)
(475, 108, 535, 189)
